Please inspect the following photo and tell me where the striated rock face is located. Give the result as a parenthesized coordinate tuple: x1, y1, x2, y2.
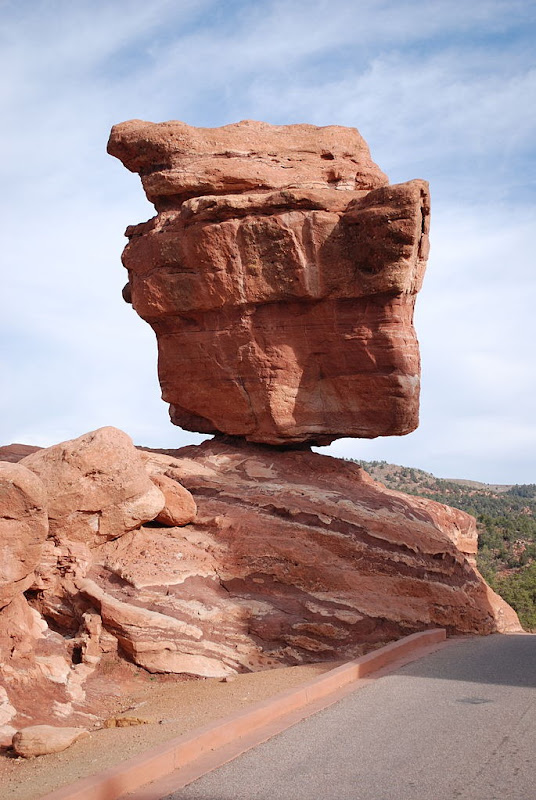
(108, 119, 430, 445)
(110, 438, 515, 676)
(0, 427, 522, 736)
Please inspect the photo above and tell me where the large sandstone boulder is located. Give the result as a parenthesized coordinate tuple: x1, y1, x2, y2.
(0, 461, 94, 742)
(21, 427, 165, 546)
(0, 462, 48, 608)
(0, 427, 200, 734)
(108, 120, 430, 445)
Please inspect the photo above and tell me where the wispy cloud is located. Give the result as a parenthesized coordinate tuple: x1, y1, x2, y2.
(1, 0, 535, 482)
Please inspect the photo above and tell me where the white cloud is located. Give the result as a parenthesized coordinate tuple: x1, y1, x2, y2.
(1, 0, 535, 483)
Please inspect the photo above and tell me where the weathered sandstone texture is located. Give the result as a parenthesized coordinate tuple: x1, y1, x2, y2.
(12, 725, 89, 758)
(0, 427, 199, 742)
(0, 429, 521, 738)
(0, 462, 48, 608)
(108, 119, 430, 445)
(123, 438, 518, 676)
(21, 427, 166, 547)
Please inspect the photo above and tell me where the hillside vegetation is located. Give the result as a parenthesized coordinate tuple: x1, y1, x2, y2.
(354, 460, 536, 631)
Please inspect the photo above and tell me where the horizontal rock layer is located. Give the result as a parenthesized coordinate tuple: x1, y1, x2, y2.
(127, 438, 517, 675)
(107, 119, 389, 207)
(0, 428, 520, 736)
(109, 120, 430, 445)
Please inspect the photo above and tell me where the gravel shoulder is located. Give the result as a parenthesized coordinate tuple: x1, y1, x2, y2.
(0, 661, 340, 800)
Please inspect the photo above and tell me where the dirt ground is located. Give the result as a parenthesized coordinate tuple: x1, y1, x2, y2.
(0, 660, 342, 800)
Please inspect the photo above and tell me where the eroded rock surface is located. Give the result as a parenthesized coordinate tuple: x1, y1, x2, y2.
(0, 427, 196, 738)
(20, 427, 165, 546)
(111, 438, 515, 676)
(0, 429, 521, 736)
(108, 119, 430, 445)
(0, 593, 90, 747)
(0, 462, 48, 608)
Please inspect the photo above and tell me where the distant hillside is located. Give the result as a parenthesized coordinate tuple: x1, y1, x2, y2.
(354, 459, 536, 631)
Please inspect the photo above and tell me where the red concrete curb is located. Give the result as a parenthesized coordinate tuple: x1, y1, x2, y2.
(39, 628, 446, 800)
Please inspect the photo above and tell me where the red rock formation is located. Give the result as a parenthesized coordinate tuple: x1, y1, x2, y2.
(145, 468, 197, 527)
(0, 461, 93, 745)
(0, 593, 93, 747)
(21, 427, 166, 546)
(108, 120, 430, 445)
(107, 119, 388, 206)
(0, 427, 198, 741)
(0, 428, 522, 737)
(0, 443, 42, 462)
(0, 462, 48, 608)
(102, 438, 514, 677)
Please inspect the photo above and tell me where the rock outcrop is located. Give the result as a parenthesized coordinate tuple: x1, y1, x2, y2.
(0, 462, 48, 608)
(0, 443, 41, 463)
(21, 427, 166, 546)
(0, 427, 198, 742)
(108, 119, 430, 445)
(119, 439, 517, 675)
(0, 428, 521, 738)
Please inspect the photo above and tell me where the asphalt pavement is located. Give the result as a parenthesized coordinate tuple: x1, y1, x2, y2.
(164, 634, 536, 800)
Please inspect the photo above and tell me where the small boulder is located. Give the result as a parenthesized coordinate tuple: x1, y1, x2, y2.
(12, 725, 89, 757)
(151, 472, 197, 526)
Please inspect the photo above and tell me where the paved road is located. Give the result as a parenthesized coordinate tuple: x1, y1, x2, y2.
(166, 634, 536, 800)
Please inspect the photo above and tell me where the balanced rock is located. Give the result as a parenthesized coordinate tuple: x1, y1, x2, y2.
(108, 119, 430, 445)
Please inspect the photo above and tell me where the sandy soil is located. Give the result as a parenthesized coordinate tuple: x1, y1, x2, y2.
(0, 660, 342, 800)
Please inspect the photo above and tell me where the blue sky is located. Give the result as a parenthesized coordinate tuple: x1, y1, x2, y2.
(2, 0, 535, 483)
